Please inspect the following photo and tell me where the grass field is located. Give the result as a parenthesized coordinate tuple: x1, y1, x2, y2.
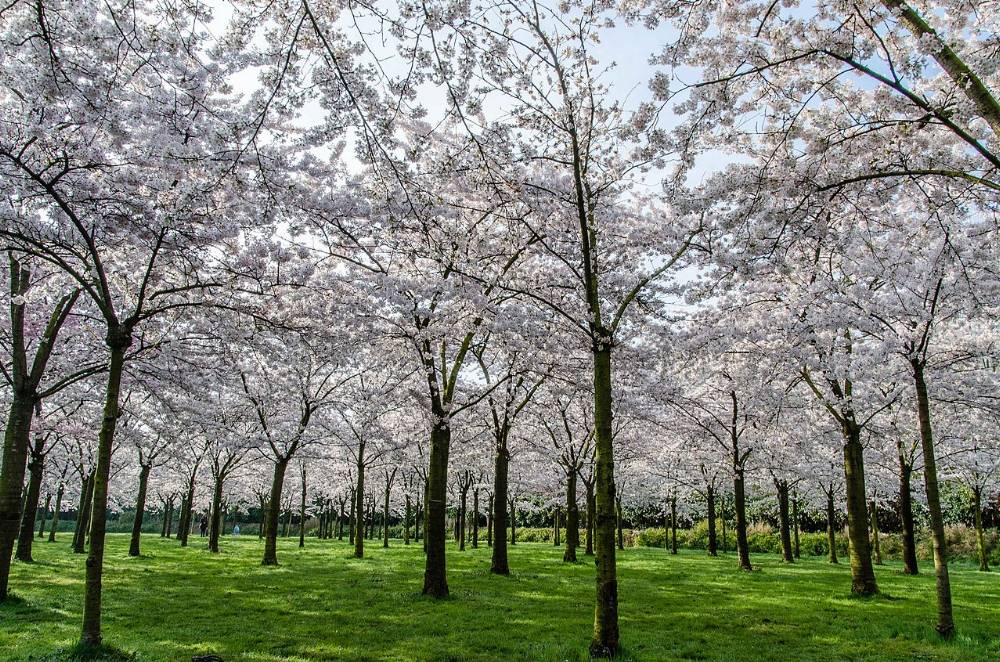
(2, 534, 999, 661)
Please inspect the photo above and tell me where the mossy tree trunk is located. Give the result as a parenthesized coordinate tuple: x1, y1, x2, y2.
(262, 458, 289, 566)
(472, 488, 479, 549)
(775, 479, 793, 563)
(490, 443, 510, 575)
(73, 471, 94, 554)
(842, 424, 878, 595)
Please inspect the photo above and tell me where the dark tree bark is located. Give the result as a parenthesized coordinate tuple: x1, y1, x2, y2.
(590, 346, 618, 656)
(564, 470, 579, 562)
(842, 424, 878, 595)
(128, 464, 151, 557)
(81, 329, 130, 647)
(422, 413, 452, 597)
(73, 471, 94, 554)
(669, 496, 677, 555)
(826, 487, 839, 564)
(775, 479, 793, 563)
(15, 443, 44, 562)
(472, 488, 479, 549)
(262, 458, 289, 565)
(209, 474, 224, 554)
(706, 484, 717, 557)
(973, 486, 990, 572)
(38, 492, 51, 539)
(49, 483, 64, 542)
(404, 494, 411, 545)
(585, 480, 595, 556)
(898, 450, 918, 574)
(554, 507, 561, 546)
(354, 463, 365, 558)
(869, 499, 883, 566)
(490, 444, 510, 575)
(792, 492, 801, 559)
(299, 465, 307, 549)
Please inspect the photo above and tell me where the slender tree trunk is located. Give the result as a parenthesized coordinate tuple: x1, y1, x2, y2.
(734, 466, 752, 571)
(38, 492, 51, 539)
(382, 479, 390, 549)
(15, 448, 44, 562)
(128, 465, 151, 557)
(164, 498, 174, 539)
(422, 479, 429, 553)
(299, 466, 307, 549)
(720, 496, 727, 554)
(0, 394, 35, 600)
(282, 507, 290, 538)
(509, 498, 516, 545)
(842, 425, 878, 595)
(485, 495, 492, 547)
(670, 496, 677, 555)
(80, 335, 129, 648)
(49, 483, 64, 542)
(404, 494, 411, 545)
(209, 473, 224, 554)
(262, 458, 289, 566)
(973, 486, 989, 572)
(564, 471, 578, 562)
(490, 445, 510, 575)
(776, 480, 793, 563)
(423, 422, 450, 596)
(586, 483, 595, 556)
(472, 489, 479, 549)
(348, 488, 356, 546)
(706, 485, 717, 557)
(898, 454, 918, 574)
(73, 472, 94, 555)
(554, 507, 561, 546)
(179, 478, 196, 548)
(458, 485, 467, 551)
(338, 499, 345, 540)
(590, 346, 619, 657)
(869, 499, 883, 566)
(354, 463, 365, 559)
(792, 492, 801, 559)
(826, 489, 839, 564)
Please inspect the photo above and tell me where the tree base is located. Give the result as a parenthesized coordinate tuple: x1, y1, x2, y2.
(588, 640, 619, 658)
(58, 642, 136, 661)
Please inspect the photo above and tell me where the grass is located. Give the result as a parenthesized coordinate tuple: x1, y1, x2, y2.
(2, 534, 999, 661)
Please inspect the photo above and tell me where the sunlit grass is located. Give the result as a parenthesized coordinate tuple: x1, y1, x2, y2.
(2, 534, 999, 660)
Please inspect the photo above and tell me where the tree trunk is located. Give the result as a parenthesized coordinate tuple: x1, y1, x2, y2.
(490, 445, 510, 575)
(485, 495, 492, 547)
(590, 346, 619, 657)
(382, 480, 390, 549)
(164, 498, 174, 539)
(128, 465, 151, 557)
(209, 473, 224, 554)
(38, 492, 51, 539)
(554, 507, 561, 546)
(354, 463, 365, 558)
(458, 485, 467, 551)
(706, 485, 717, 556)
(49, 483, 64, 542)
(564, 470, 578, 562)
(898, 453, 918, 574)
(842, 425, 878, 595)
(299, 466, 307, 549)
(0, 394, 35, 600)
(423, 422, 450, 597)
(15, 447, 44, 562)
(720, 496, 727, 554)
(670, 496, 677, 555)
(179, 478, 196, 548)
(509, 498, 516, 545)
(776, 480, 793, 563)
(826, 488, 839, 564)
(869, 499, 883, 566)
(734, 467, 752, 571)
(262, 458, 289, 566)
(80, 335, 129, 648)
(73, 472, 94, 555)
(585, 483, 595, 556)
(973, 486, 989, 572)
(404, 494, 411, 545)
(792, 492, 801, 559)
(348, 489, 356, 545)
(472, 489, 479, 549)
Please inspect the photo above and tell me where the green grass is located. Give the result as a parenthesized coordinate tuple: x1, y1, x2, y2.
(2, 534, 999, 661)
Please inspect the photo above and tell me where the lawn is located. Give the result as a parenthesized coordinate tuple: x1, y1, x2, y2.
(2, 534, 999, 661)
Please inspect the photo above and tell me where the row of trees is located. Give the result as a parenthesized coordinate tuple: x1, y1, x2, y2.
(1, 0, 998, 655)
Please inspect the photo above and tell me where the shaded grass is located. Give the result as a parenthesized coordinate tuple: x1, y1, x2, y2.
(1, 535, 999, 660)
